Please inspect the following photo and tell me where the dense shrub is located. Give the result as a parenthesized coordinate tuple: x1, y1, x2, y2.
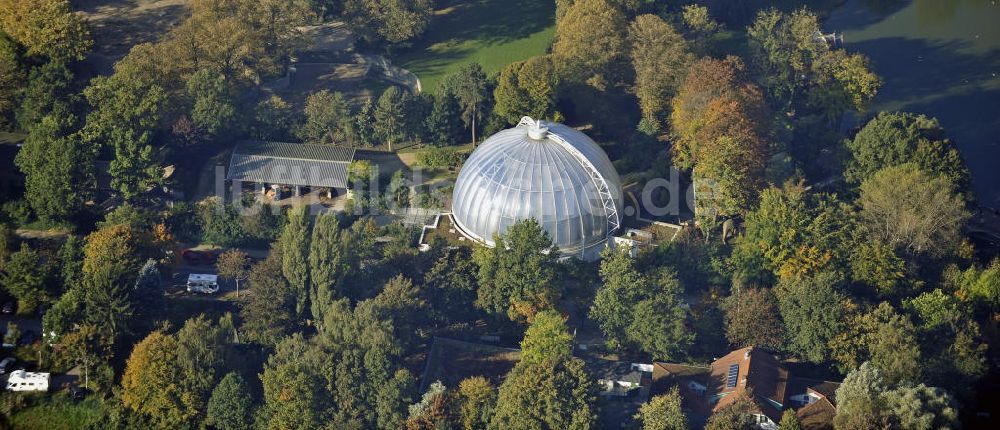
(417, 147, 468, 170)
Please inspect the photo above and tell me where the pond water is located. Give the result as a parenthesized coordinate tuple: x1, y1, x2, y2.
(824, 0, 1000, 205)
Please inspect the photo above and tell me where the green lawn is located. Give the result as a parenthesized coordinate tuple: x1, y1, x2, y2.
(394, 0, 556, 93)
(11, 395, 108, 430)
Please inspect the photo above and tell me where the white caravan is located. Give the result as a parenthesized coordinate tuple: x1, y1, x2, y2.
(5, 369, 50, 392)
(186, 274, 220, 294)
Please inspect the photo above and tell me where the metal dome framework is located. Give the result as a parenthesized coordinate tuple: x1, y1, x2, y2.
(451, 117, 623, 258)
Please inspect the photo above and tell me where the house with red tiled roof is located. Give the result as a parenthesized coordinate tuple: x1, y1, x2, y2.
(652, 347, 840, 430)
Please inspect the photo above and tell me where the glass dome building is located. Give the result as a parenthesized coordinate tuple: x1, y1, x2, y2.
(451, 117, 623, 260)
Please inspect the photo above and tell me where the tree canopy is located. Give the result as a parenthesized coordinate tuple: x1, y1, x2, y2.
(628, 14, 693, 133)
(857, 163, 969, 259)
(0, 0, 92, 61)
(846, 112, 970, 194)
(552, 0, 628, 89)
(475, 219, 559, 321)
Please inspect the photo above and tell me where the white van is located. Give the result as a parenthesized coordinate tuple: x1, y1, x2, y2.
(5, 369, 49, 392)
(186, 274, 220, 294)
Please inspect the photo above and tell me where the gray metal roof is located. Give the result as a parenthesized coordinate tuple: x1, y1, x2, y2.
(226, 141, 356, 188)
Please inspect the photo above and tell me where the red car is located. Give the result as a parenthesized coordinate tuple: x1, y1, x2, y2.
(202, 250, 219, 265)
(181, 250, 202, 265)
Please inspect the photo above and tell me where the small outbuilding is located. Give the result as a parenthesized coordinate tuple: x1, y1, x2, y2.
(226, 141, 357, 199)
(5, 369, 50, 392)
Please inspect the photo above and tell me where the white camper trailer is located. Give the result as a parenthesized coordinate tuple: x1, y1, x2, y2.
(186, 274, 220, 294)
(5, 369, 50, 392)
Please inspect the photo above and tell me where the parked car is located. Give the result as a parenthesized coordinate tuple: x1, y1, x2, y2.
(182, 250, 202, 265)
(1, 302, 14, 314)
(0, 357, 16, 374)
(69, 385, 88, 401)
(202, 250, 218, 265)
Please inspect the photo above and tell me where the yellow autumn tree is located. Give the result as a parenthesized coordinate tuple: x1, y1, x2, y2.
(122, 331, 199, 428)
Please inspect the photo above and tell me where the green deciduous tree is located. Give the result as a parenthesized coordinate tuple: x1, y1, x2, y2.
(374, 86, 406, 151)
(628, 288, 693, 362)
(259, 334, 328, 430)
(216, 249, 250, 297)
(833, 362, 959, 430)
(490, 347, 595, 430)
(240, 251, 297, 346)
(1, 243, 48, 310)
(777, 409, 802, 430)
(174, 315, 229, 424)
(372, 274, 428, 349)
(0, 223, 11, 269)
(206, 372, 254, 430)
(252, 94, 296, 140)
(298, 90, 355, 145)
(628, 14, 693, 133)
(637, 386, 689, 430)
(552, 0, 627, 89)
(904, 288, 987, 401)
(423, 246, 479, 324)
(108, 129, 162, 201)
(43, 287, 83, 339)
(950, 258, 1000, 311)
(746, 8, 826, 109)
(776, 271, 846, 363)
(280, 206, 311, 318)
(81, 224, 151, 344)
(83, 62, 168, 201)
(833, 362, 890, 430)
(14, 113, 90, 221)
(0, 0, 92, 62)
(592, 247, 692, 360)
(732, 184, 851, 283)
(704, 392, 756, 430)
(186, 68, 236, 135)
(57, 234, 84, 286)
(308, 214, 348, 326)
(0, 32, 22, 128)
(830, 303, 921, 386)
(520, 310, 574, 364)
(807, 49, 881, 120)
(846, 112, 970, 193)
(474, 219, 559, 321)
(858, 163, 969, 259)
(456, 376, 495, 430)
(848, 241, 907, 297)
(592, 246, 645, 348)
(679, 5, 722, 55)
(296, 298, 415, 429)
(343, 0, 433, 45)
(16, 60, 76, 132)
(884, 383, 959, 430)
(58, 323, 109, 390)
(493, 55, 560, 125)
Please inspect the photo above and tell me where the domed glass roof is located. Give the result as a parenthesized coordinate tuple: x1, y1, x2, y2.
(451, 118, 623, 258)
